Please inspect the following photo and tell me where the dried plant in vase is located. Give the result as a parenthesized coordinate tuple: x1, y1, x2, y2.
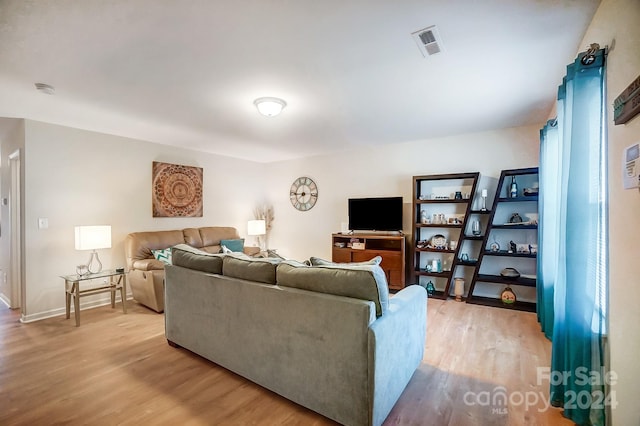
(254, 204, 274, 249)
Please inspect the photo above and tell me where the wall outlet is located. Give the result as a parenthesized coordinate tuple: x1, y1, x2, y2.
(37, 218, 48, 229)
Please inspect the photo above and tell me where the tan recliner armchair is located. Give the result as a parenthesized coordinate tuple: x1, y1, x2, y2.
(125, 227, 255, 312)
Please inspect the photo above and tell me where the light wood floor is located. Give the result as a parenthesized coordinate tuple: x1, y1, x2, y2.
(0, 298, 573, 426)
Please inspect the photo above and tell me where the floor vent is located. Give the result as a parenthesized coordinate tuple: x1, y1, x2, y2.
(411, 25, 444, 57)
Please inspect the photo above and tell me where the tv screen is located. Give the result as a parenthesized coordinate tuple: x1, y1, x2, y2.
(348, 197, 403, 231)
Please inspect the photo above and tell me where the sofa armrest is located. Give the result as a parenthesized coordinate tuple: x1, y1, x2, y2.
(367, 285, 427, 426)
(132, 258, 165, 271)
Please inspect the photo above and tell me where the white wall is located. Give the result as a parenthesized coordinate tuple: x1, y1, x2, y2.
(21, 120, 265, 321)
(264, 125, 540, 264)
(579, 0, 640, 424)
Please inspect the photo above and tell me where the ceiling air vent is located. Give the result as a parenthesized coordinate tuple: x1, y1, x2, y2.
(411, 25, 444, 57)
(34, 83, 55, 95)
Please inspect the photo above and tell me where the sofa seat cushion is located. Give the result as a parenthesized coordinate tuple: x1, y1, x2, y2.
(222, 255, 281, 284)
(172, 244, 226, 274)
(276, 261, 390, 317)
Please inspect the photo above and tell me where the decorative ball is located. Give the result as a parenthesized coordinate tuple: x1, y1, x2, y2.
(76, 264, 88, 276)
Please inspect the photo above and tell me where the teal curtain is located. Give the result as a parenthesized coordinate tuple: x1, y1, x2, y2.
(538, 49, 608, 425)
(537, 119, 559, 339)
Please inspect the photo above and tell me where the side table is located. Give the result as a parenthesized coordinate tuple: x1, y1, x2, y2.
(60, 269, 127, 326)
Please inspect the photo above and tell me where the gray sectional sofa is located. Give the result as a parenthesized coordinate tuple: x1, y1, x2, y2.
(164, 244, 427, 426)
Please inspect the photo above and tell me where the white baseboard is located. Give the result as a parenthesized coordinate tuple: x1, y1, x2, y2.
(20, 292, 134, 324)
(0, 292, 11, 308)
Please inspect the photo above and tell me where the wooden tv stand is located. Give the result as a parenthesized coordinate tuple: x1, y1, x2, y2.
(331, 233, 406, 290)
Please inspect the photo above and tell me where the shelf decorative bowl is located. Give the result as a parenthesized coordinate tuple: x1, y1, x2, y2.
(508, 213, 523, 223)
(500, 267, 521, 279)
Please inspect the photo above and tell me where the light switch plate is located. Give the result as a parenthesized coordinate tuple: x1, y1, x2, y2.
(38, 218, 48, 229)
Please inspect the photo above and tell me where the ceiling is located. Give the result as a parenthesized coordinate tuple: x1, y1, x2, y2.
(0, 0, 601, 163)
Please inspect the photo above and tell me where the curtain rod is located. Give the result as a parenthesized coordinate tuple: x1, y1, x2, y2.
(581, 43, 609, 65)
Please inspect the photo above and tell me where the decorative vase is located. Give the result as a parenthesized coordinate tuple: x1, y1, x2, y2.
(431, 259, 442, 273)
(425, 280, 435, 296)
(454, 278, 464, 302)
(420, 210, 429, 224)
(472, 220, 481, 236)
(481, 189, 488, 211)
(501, 287, 517, 304)
(510, 176, 518, 198)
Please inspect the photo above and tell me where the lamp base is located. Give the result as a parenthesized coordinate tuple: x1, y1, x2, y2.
(87, 251, 103, 274)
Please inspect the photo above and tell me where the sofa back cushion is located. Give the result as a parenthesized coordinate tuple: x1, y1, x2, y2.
(276, 261, 390, 317)
(182, 228, 203, 247)
(200, 227, 240, 247)
(171, 244, 225, 274)
(181, 226, 240, 251)
(222, 255, 281, 284)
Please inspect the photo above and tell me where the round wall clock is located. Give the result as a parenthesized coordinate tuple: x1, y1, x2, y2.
(289, 176, 318, 211)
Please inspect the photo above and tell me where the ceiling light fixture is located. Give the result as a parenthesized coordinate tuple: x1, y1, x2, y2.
(35, 82, 55, 95)
(254, 97, 287, 117)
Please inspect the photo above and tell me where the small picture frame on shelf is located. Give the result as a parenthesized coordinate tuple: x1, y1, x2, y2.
(447, 214, 465, 224)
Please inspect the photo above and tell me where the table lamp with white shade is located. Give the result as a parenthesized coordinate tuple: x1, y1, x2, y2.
(75, 225, 112, 274)
(247, 219, 266, 251)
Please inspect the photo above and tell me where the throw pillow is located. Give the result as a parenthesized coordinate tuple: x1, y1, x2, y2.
(309, 255, 382, 266)
(220, 238, 245, 253)
(151, 248, 172, 265)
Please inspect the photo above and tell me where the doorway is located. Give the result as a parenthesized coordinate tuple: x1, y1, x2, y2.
(9, 149, 23, 317)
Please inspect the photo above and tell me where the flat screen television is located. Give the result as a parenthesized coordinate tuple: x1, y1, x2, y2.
(348, 196, 403, 232)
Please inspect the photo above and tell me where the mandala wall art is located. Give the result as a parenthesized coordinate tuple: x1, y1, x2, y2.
(152, 161, 203, 217)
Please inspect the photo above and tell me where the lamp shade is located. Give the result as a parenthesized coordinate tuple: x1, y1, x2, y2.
(254, 97, 286, 117)
(247, 220, 266, 236)
(75, 225, 112, 250)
